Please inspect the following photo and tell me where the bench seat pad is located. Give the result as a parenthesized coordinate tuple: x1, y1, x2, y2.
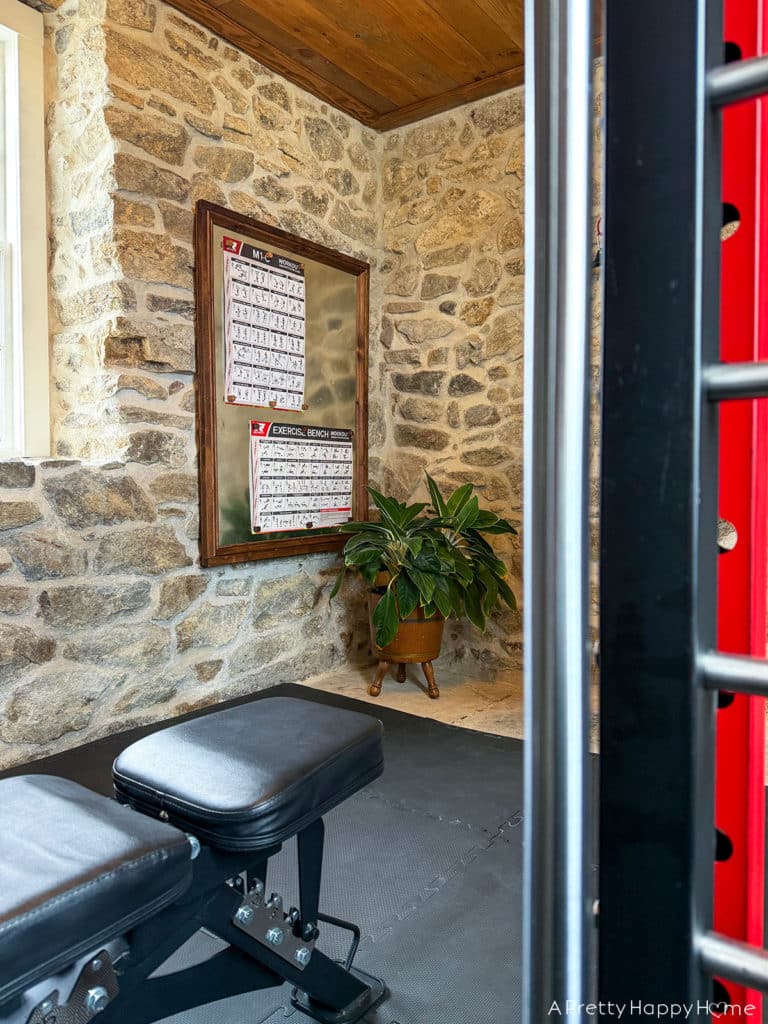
(113, 696, 384, 852)
(0, 775, 192, 1006)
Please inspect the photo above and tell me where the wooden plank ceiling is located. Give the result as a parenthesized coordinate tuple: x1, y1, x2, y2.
(163, 0, 528, 129)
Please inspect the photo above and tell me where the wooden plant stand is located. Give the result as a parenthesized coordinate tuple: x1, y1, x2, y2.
(369, 660, 440, 700)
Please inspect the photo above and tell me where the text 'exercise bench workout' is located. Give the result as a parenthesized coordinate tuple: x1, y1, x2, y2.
(0, 696, 388, 1024)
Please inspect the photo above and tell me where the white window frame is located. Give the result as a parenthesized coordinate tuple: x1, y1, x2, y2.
(0, 0, 49, 458)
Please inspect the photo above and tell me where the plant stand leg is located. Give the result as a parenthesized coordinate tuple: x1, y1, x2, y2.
(369, 661, 388, 697)
(396, 662, 407, 684)
(421, 661, 439, 700)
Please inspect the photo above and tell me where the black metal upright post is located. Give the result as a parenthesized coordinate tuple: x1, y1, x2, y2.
(599, 0, 721, 1007)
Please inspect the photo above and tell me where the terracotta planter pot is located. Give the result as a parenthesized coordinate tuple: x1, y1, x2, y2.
(368, 589, 445, 663)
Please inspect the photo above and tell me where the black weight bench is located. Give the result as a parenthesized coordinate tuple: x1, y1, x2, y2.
(0, 696, 386, 1024)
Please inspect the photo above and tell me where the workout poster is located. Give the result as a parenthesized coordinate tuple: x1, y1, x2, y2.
(249, 421, 353, 534)
(222, 236, 306, 411)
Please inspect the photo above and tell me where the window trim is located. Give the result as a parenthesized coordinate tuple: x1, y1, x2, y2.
(0, 0, 49, 458)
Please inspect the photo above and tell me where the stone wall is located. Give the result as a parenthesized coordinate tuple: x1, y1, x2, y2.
(2, 0, 545, 768)
(373, 95, 525, 674)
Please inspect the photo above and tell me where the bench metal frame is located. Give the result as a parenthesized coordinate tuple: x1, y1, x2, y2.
(15, 820, 386, 1024)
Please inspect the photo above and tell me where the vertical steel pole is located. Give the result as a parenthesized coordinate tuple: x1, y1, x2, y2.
(522, 0, 595, 1018)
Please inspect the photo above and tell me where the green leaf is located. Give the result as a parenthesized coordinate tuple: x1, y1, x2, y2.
(422, 602, 438, 619)
(425, 473, 448, 516)
(408, 567, 436, 603)
(446, 482, 473, 515)
(395, 571, 420, 619)
(330, 566, 346, 600)
(497, 576, 517, 610)
(477, 564, 499, 616)
(400, 502, 428, 527)
(455, 495, 479, 532)
(345, 547, 382, 567)
(432, 576, 453, 618)
(372, 587, 399, 647)
(464, 583, 486, 631)
(447, 578, 465, 617)
(367, 487, 406, 531)
(481, 521, 517, 535)
(474, 509, 500, 529)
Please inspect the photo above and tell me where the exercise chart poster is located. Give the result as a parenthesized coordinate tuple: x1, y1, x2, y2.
(249, 421, 353, 534)
(222, 236, 306, 412)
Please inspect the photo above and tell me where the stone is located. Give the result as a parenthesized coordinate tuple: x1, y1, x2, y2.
(105, 30, 216, 114)
(150, 472, 197, 502)
(147, 96, 177, 118)
(0, 502, 42, 532)
(486, 311, 522, 358)
(106, 319, 194, 373)
(428, 348, 447, 365)
(146, 294, 195, 319)
(177, 600, 249, 650)
(296, 185, 330, 217)
(157, 201, 194, 242)
(439, 301, 456, 316)
(115, 373, 165, 401)
(113, 196, 156, 227)
(213, 75, 249, 115)
(106, 0, 156, 31)
(391, 371, 445, 396)
(0, 623, 55, 684)
(43, 468, 155, 528)
(164, 29, 220, 71)
(195, 660, 223, 682)
(120, 405, 193, 430)
(116, 229, 192, 289)
(111, 679, 178, 714)
(329, 202, 377, 246)
(167, 13, 209, 40)
(56, 283, 124, 327)
(462, 447, 508, 466)
(193, 145, 254, 183)
(422, 244, 471, 270)
(384, 265, 420, 297)
(403, 119, 457, 159)
(304, 117, 343, 162)
(464, 404, 501, 428)
(497, 276, 524, 307)
(0, 462, 35, 488)
(461, 297, 495, 326)
(38, 581, 151, 627)
(156, 573, 207, 618)
(1, 668, 117, 744)
(125, 430, 187, 468)
(382, 157, 417, 201)
(184, 112, 222, 139)
(105, 107, 189, 165)
(114, 153, 189, 202)
(394, 424, 449, 450)
(420, 274, 458, 300)
(216, 577, 252, 597)
(63, 624, 170, 667)
(398, 397, 443, 423)
(252, 573, 318, 632)
(259, 81, 291, 111)
(416, 191, 506, 254)
(253, 175, 294, 204)
(324, 168, 359, 196)
(94, 525, 191, 575)
(395, 318, 454, 345)
(223, 113, 252, 138)
(0, 587, 29, 614)
(498, 216, 524, 253)
(231, 630, 292, 669)
(448, 374, 484, 396)
(471, 93, 524, 134)
(465, 258, 502, 296)
(6, 529, 87, 580)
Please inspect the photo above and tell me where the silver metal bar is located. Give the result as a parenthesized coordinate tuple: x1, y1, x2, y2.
(698, 932, 768, 992)
(703, 360, 768, 400)
(698, 650, 768, 696)
(708, 54, 768, 108)
(522, 0, 594, 1017)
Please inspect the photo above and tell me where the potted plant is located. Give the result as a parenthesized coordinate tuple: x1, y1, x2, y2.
(331, 474, 517, 699)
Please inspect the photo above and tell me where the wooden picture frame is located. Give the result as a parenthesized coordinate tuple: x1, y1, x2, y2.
(194, 201, 370, 567)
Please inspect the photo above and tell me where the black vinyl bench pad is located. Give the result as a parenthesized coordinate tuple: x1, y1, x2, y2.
(113, 697, 384, 851)
(0, 775, 193, 1006)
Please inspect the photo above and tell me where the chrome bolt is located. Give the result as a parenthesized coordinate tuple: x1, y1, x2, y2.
(85, 986, 109, 1014)
(265, 927, 284, 946)
(40, 1000, 54, 1015)
(253, 880, 265, 896)
(91, 958, 102, 972)
(186, 835, 201, 860)
(236, 906, 254, 924)
(294, 947, 312, 967)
